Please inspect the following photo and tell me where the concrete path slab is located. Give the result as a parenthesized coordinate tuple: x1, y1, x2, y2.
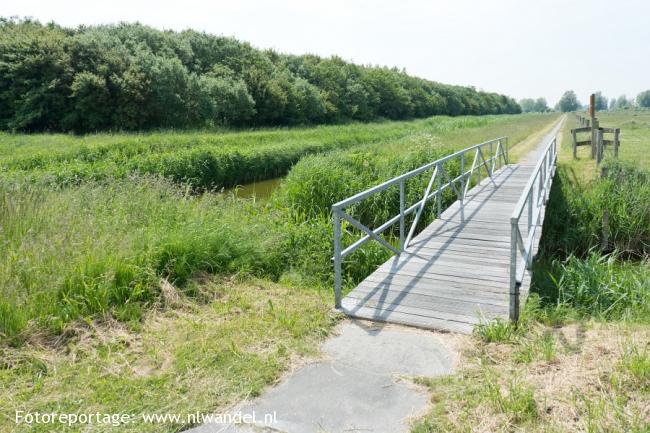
(186, 321, 455, 433)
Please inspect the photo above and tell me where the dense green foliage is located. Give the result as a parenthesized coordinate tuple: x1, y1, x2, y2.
(0, 18, 521, 133)
(637, 90, 650, 108)
(546, 252, 649, 321)
(0, 116, 518, 189)
(555, 90, 580, 112)
(593, 91, 608, 111)
(519, 98, 549, 113)
(0, 177, 294, 343)
(533, 133, 650, 324)
(610, 95, 635, 110)
(541, 160, 650, 259)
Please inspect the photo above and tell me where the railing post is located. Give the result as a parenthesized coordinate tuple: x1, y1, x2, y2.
(436, 162, 442, 217)
(527, 190, 532, 233)
(333, 207, 342, 309)
(399, 179, 405, 252)
(509, 218, 519, 322)
(538, 163, 544, 206)
(460, 152, 465, 201)
(476, 149, 481, 185)
(489, 140, 494, 173)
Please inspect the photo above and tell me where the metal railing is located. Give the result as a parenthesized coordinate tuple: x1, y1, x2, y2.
(509, 136, 557, 321)
(332, 136, 509, 308)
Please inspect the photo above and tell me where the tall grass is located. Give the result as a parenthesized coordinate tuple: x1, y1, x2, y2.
(532, 123, 650, 323)
(0, 116, 500, 189)
(542, 160, 650, 258)
(539, 252, 650, 322)
(0, 177, 291, 342)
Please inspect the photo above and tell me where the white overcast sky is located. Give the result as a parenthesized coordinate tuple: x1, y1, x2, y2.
(2, 0, 648, 106)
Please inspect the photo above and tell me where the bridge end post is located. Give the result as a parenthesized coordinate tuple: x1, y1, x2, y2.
(333, 207, 342, 309)
(399, 180, 405, 251)
(509, 217, 520, 323)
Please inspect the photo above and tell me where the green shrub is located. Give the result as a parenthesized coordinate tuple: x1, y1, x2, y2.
(0, 177, 290, 340)
(542, 160, 650, 258)
(549, 252, 650, 321)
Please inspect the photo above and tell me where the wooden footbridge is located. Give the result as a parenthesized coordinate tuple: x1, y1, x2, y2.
(332, 119, 563, 334)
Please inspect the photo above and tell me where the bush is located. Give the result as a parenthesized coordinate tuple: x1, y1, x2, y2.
(549, 252, 650, 321)
(542, 160, 650, 258)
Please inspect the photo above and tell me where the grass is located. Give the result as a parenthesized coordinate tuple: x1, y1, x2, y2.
(0, 114, 547, 190)
(0, 177, 295, 342)
(0, 278, 337, 433)
(413, 323, 650, 433)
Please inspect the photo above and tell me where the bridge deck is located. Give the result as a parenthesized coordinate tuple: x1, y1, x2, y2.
(340, 134, 555, 334)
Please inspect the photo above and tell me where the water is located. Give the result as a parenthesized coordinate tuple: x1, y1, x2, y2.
(225, 177, 283, 200)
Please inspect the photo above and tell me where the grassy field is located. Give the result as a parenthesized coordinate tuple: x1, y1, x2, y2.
(0, 113, 560, 432)
(411, 110, 650, 433)
(0, 115, 529, 190)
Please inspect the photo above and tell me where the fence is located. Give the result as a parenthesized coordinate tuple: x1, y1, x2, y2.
(331, 137, 508, 308)
(572, 113, 621, 163)
(509, 136, 557, 321)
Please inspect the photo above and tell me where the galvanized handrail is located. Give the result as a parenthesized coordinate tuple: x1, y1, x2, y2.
(332, 136, 509, 308)
(509, 136, 557, 321)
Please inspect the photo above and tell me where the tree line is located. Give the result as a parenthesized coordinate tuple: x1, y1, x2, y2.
(554, 90, 650, 113)
(0, 18, 522, 133)
(518, 98, 550, 113)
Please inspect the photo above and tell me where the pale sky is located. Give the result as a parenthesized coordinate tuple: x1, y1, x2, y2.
(2, 0, 648, 106)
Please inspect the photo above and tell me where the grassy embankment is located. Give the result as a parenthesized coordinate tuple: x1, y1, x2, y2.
(0, 113, 557, 432)
(0, 115, 517, 189)
(412, 111, 650, 433)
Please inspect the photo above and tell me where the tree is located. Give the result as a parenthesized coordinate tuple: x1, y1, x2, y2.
(533, 98, 549, 112)
(519, 98, 548, 113)
(613, 95, 633, 110)
(556, 91, 580, 112)
(593, 92, 608, 111)
(519, 98, 536, 113)
(197, 75, 256, 126)
(0, 18, 524, 132)
(637, 90, 650, 108)
(63, 72, 112, 132)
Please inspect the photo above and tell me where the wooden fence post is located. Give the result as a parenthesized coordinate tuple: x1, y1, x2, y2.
(596, 129, 604, 163)
(591, 118, 599, 159)
(614, 128, 620, 157)
(572, 129, 577, 158)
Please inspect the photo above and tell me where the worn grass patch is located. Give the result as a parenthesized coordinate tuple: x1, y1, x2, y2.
(412, 322, 650, 433)
(0, 278, 337, 433)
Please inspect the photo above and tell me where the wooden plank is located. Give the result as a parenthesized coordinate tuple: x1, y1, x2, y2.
(341, 298, 489, 326)
(341, 304, 475, 334)
(351, 280, 510, 306)
(402, 250, 511, 266)
(345, 289, 508, 317)
(381, 255, 510, 275)
(375, 263, 509, 285)
(368, 268, 507, 289)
